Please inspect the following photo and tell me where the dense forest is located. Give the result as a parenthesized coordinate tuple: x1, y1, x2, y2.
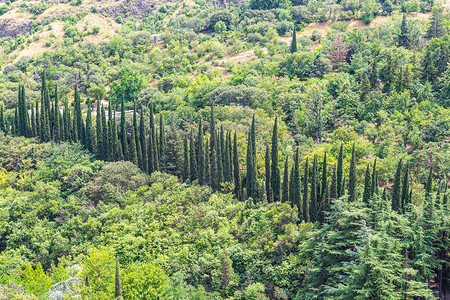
(0, 0, 449, 299)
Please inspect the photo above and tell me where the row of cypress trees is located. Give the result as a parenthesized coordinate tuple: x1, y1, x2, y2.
(4, 74, 447, 225)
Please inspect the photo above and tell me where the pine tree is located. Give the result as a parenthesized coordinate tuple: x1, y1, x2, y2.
(265, 146, 271, 202)
(360, 74, 371, 102)
(426, 6, 446, 39)
(183, 137, 190, 181)
(398, 14, 410, 48)
(115, 256, 122, 300)
(348, 143, 356, 202)
(189, 133, 197, 182)
(310, 155, 318, 222)
(282, 157, 289, 203)
(120, 97, 128, 160)
(391, 159, 403, 213)
(85, 101, 93, 152)
(271, 117, 280, 202)
(233, 132, 241, 200)
(401, 163, 409, 213)
(302, 158, 309, 222)
(198, 120, 204, 185)
(337, 144, 344, 197)
(290, 25, 297, 53)
(362, 164, 371, 204)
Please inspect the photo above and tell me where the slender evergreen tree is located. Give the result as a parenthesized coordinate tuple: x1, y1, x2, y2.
(129, 125, 138, 165)
(330, 164, 338, 200)
(159, 114, 165, 170)
(96, 101, 103, 158)
(302, 158, 309, 222)
(217, 127, 224, 188)
(401, 163, 409, 213)
(289, 164, 295, 205)
(271, 117, 280, 202)
(120, 97, 128, 159)
(362, 164, 371, 204)
(370, 158, 377, 196)
(310, 155, 318, 222)
(74, 86, 85, 145)
(398, 14, 410, 49)
(101, 105, 108, 160)
(85, 101, 93, 152)
(189, 133, 197, 182)
(348, 143, 356, 202)
(198, 120, 204, 185)
(293, 148, 301, 211)
(246, 115, 257, 201)
(183, 137, 190, 181)
(282, 157, 289, 203)
(319, 152, 327, 223)
(265, 146, 271, 203)
(115, 256, 122, 300)
(391, 159, 403, 213)
(337, 144, 344, 197)
(290, 25, 297, 53)
(0, 104, 4, 132)
(139, 108, 147, 171)
(233, 132, 241, 200)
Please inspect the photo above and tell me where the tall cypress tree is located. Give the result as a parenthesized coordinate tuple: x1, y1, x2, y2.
(30, 101, 36, 137)
(129, 124, 138, 164)
(330, 164, 338, 200)
(114, 111, 124, 161)
(227, 132, 233, 183)
(183, 137, 190, 181)
(282, 157, 289, 203)
(310, 155, 318, 222)
(319, 152, 327, 223)
(74, 86, 85, 145)
(370, 158, 377, 196)
(265, 146, 271, 203)
(0, 103, 4, 133)
(289, 164, 295, 205)
(362, 164, 371, 204)
(348, 143, 356, 202)
(293, 148, 301, 211)
(159, 114, 165, 170)
(246, 115, 257, 201)
(40, 72, 51, 142)
(120, 97, 128, 159)
(302, 158, 310, 222)
(96, 101, 103, 158)
(224, 132, 231, 183)
(290, 25, 297, 53)
(217, 127, 224, 188)
(148, 105, 155, 173)
(233, 132, 241, 200)
(401, 163, 409, 213)
(139, 108, 147, 171)
(198, 120, 204, 185)
(85, 101, 93, 152)
(391, 159, 403, 213)
(337, 144, 344, 197)
(53, 85, 59, 141)
(210, 103, 217, 190)
(115, 256, 122, 300)
(101, 105, 108, 160)
(271, 117, 280, 202)
(189, 133, 197, 182)
(398, 14, 410, 49)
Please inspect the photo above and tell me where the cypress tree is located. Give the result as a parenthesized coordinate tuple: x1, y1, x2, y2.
(85, 101, 93, 152)
(233, 132, 241, 200)
(290, 25, 297, 53)
(100, 105, 107, 158)
(96, 101, 103, 158)
(0, 103, 4, 132)
(246, 115, 257, 201)
(148, 105, 154, 173)
(265, 146, 271, 203)
(217, 127, 224, 188)
(139, 108, 147, 171)
(114, 112, 124, 161)
(72, 105, 78, 142)
(319, 152, 327, 223)
(302, 158, 310, 222)
(210, 103, 217, 189)
(398, 14, 410, 49)
(74, 86, 85, 145)
(362, 164, 371, 204)
(204, 137, 210, 186)
(198, 120, 204, 185)
(330, 164, 338, 200)
(289, 164, 295, 205)
(189, 133, 197, 182)
(337, 144, 343, 197)
(129, 123, 138, 164)
(115, 256, 122, 300)
(425, 167, 433, 201)
(18, 85, 27, 137)
(310, 155, 318, 222)
(183, 137, 190, 181)
(224, 132, 231, 183)
(31, 101, 36, 137)
(40, 72, 51, 142)
(120, 97, 128, 159)
(282, 157, 289, 203)
(159, 114, 165, 170)
(5, 118, 9, 135)
(132, 103, 142, 168)
(13, 107, 18, 135)
(53, 85, 59, 141)
(271, 117, 280, 202)
(35, 98, 40, 138)
(401, 163, 409, 213)
(391, 159, 403, 213)
(227, 132, 233, 183)
(348, 143, 356, 202)
(370, 158, 377, 196)
(293, 148, 301, 211)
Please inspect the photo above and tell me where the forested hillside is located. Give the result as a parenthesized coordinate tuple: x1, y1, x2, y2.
(0, 0, 449, 299)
